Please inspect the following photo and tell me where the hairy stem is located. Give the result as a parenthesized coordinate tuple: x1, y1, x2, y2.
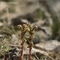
(20, 39, 25, 60)
(29, 35, 33, 60)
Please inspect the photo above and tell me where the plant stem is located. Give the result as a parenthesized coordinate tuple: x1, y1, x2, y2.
(20, 39, 25, 60)
(29, 35, 33, 60)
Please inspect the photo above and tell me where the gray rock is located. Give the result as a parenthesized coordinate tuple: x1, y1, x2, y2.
(46, 0, 60, 17)
(53, 46, 60, 52)
(35, 40, 60, 51)
(0, 2, 7, 11)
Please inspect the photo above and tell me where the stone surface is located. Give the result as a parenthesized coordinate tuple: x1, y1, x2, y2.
(35, 40, 60, 51)
(0, 2, 7, 11)
(46, 0, 60, 17)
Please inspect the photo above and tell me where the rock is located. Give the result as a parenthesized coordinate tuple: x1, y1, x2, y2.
(32, 20, 52, 36)
(35, 31, 48, 42)
(35, 40, 60, 51)
(0, 35, 4, 38)
(18, 0, 40, 15)
(32, 20, 46, 26)
(41, 27, 52, 36)
(53, 46, 60, 52)
(11, 17, 29, 26)
(0, 22, 3, 26)
(11, 17, 24, 26)
(34, 26, 51, 41)
(46, 0, 60, 17)
(0, 2, 7, 11)
(39, 0, 60, 17)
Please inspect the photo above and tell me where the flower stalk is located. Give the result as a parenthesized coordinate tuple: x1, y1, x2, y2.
(18, 24, 37, 60)
(18, 24, 27, 60)
(27, 24, 37, 60)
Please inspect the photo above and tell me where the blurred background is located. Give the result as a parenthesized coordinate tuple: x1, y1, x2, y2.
(0, 0, 60, 60)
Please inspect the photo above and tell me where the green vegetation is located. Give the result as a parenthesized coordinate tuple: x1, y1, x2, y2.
(51, 19, 60, 40)
(38, 9, 44, 20)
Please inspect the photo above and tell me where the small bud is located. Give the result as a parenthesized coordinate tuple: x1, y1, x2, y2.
(27, 28, 30, 32)
(34, 25, 38, 29)
(32, 25, 37, 31)
(17, 25, 22, 28)
(27, 23, 31, 29)
(17, 25, 23, 31)
(23, 24, 27, 28)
